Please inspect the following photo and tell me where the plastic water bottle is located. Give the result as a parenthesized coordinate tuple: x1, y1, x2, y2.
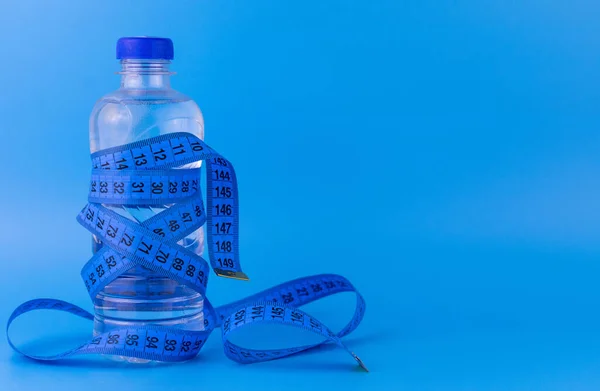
(89, 37, 205, 363)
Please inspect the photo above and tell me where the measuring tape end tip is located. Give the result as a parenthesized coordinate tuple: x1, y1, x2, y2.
(214, 269, 249, 281)
(352, 352, 369, 372)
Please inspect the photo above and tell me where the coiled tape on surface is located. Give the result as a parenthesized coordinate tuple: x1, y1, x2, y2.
(6, 132, 367, 371)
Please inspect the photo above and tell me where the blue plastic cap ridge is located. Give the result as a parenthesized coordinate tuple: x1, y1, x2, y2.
(116, 37, 174, 60)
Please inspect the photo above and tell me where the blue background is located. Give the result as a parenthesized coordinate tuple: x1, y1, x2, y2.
(1, 0, 600, 390)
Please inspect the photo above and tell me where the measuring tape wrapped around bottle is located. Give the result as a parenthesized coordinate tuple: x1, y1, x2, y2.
(6, 132, 368, 370)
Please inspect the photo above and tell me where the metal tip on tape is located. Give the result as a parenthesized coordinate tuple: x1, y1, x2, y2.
(351, 352, 369, 372)
(214, 269, 250, 281)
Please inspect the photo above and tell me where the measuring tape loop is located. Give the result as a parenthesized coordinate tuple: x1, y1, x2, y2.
(7, 132, 368, 371)
(219, 275, 366, 370)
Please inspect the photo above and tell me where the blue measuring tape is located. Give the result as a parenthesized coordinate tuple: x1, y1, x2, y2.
(6, 132, 367, 370)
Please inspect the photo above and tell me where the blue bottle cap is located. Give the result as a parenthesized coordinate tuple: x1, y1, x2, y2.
(116, 37, 174, 60)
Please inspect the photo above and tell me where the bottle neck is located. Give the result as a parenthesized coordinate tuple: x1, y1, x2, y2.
(119, 59, 172, 90)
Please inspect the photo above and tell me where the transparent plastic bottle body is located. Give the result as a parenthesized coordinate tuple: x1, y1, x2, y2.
(90, 60, 205, 363)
